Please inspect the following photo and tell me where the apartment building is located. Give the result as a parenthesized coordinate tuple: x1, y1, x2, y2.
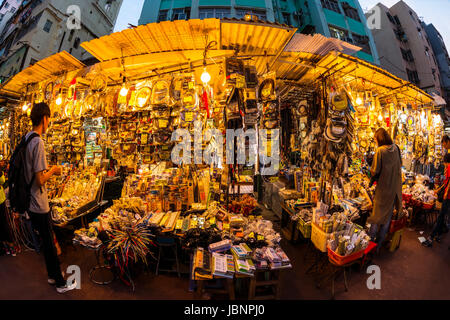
(138, 0, 379, 63)
(425, 23, 450, 106)
(368, 1, 442, 97)
(0, 0, 22, 36)
(0, 0, 123, 84)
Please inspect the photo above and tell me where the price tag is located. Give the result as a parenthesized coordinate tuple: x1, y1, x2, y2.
(141, 134, 148, 145)
(248, 232, 255, 239)
(209, 217, 216, 225)
(185, 112, 193, 122)
(223, 223, 230, 230)
(257, 235, 265, 241)
(117, 94, 127, 104)
(183, 95, 193, 104)
(188, 82, 194, 90)
(236, 75, 245, 88)
(158, 119, 168, 128)
(129, 91, 137, 106)
(266, 140, 272, 154)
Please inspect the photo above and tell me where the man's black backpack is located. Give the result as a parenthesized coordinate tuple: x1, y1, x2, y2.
(8, 133, 39, 214)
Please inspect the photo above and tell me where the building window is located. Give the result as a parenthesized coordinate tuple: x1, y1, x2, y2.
(172, 8, 189, 20)
(10, 7, 16, 14)
(73, 37, 80, 49)
(235, 8, 266, 21)
(199, 8, 231, 19)
(401, 48, 414, 62)
(341, 2, 360, 22)
(43, 19, 53, 33)
(105, 0, 113, 12)
(282, 12, 291, 25)
(329, 26, 349, 42)
(393, 15, 401, 25)
(321, 0, 340, 13)
(68, 30, 75, 42)
(407, 68, 420, 84)
(352, 33, 371, 55)
(29, 58, 38, 65)
(157, 10, 168, 22)
(386, 12, 396, 24)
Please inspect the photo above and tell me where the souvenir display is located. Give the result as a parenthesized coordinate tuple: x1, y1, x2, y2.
(1, 20, 444, 298)
(50, 168, 104, 224)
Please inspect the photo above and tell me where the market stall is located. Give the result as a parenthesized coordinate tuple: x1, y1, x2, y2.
(0, 17, 442, 298)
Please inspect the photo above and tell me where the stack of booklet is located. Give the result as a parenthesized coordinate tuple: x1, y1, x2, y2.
(209, 239, 232, 253)
(211, 253, 235, 279)
(231, 244, 255, 276)
(264, 247, 292, 270)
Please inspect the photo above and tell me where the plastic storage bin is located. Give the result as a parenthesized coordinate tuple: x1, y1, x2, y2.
(297, 217, 312, 239)
(311, 223, 333, 253)
(327, 246, 365, 266)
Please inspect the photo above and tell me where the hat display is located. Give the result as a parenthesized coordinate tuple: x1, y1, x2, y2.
(325, 119, 346, 144)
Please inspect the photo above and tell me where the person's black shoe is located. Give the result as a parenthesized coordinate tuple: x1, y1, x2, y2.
(422, 239, 433, 248)
(434, 236, 442, 243)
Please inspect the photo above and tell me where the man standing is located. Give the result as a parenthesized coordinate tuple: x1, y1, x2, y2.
(423, 135, 450, 247)
(25, 102, 77, 293)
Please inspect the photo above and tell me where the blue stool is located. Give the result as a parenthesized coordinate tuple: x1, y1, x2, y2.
(156, 237, 181, 278)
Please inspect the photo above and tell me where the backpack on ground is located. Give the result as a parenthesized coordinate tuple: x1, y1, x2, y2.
(8, 133, 39, 214)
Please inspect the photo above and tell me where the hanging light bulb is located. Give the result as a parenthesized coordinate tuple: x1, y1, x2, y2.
(120, 84, 129, 97)
(201, 67, 211, 85)
(22, 102, 29, 112)
(378, 113, 384, 122)
(120, 76, 128, 97)
(400, 113, 407, 122)
(355, 94, 363, 106)
(56, 95, 63, 106)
